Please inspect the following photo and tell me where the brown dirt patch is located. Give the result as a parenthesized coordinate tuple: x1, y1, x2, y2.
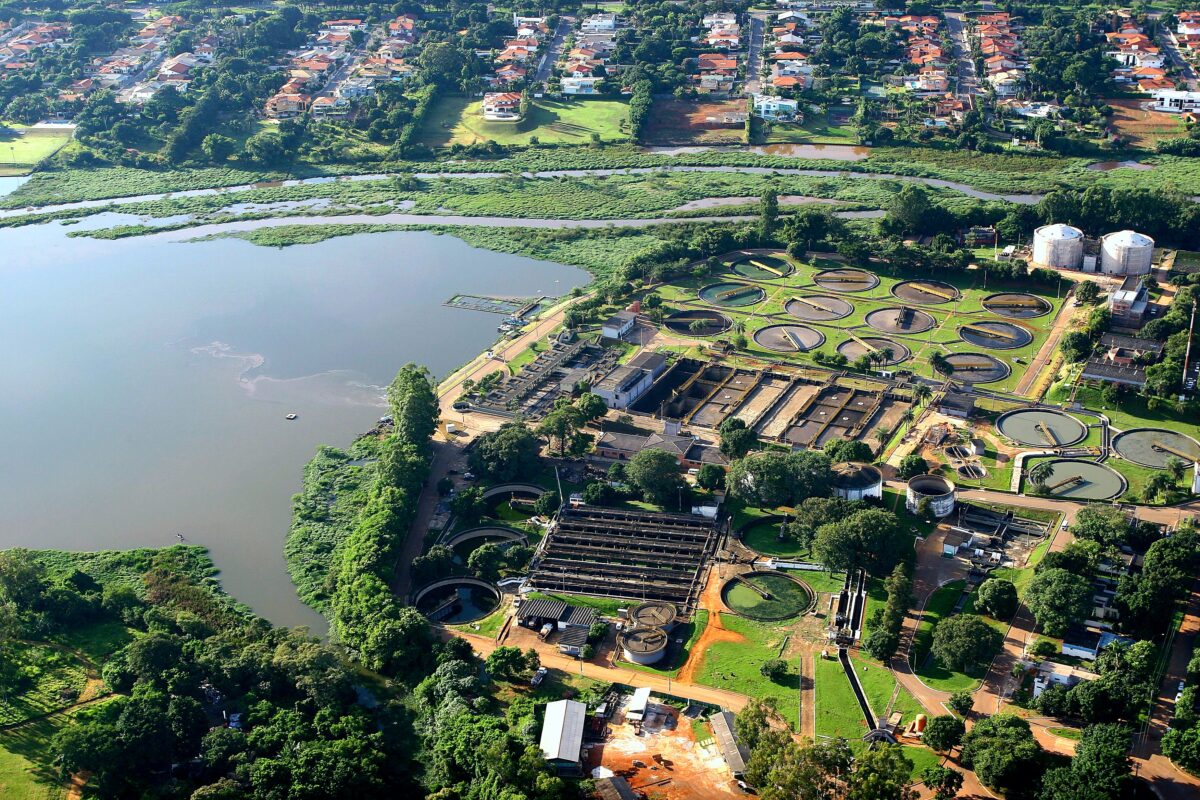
(678, 570, 747, 685)
(1106, 98, 1186, 148)
(645, 98, 748, 145)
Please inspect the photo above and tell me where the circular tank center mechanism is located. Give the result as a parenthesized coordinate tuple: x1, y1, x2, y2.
(699, 281, 766, 307)
(1112, 428, 1200, 469)
(753, 324, 825, 353)
(414, 579, 501, 624)
(837, 336, 910, 365)
(1028, 459, 1126, 500)
(891, 280, 961, 305)
(813, 268, 880, 293)
(865, 306, 936, 335)
(664, 309, 732, 336)
(785, 294, 854, 321)
(730, 253, 794, 280)
(996, 409, 1087, 448)
(982, 293, 1053, 319)
(957, 321, 1033, 350)
(721, 571, 813, 621)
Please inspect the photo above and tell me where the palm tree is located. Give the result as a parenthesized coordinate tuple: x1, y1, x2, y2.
(1028, 461, 1053, 493)
(1166, 456, 1186, 486)
(913, 383, 932, 405)
(900, 409, 915, 432)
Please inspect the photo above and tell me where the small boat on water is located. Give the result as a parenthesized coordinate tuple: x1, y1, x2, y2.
(285, 413, 298, 420)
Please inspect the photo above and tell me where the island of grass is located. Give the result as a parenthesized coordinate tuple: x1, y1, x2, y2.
(419, 97, 630, 147)
(908, 581, 1007, 692)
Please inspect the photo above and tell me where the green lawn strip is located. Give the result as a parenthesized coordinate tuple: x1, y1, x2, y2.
(525, 592, 627, 618)
(909, 581, 964, 675)
(903, 745, 943, 781)
(616, 611, 709, 679)
(1048, 726, 1082, 740)
(0, 643, 92, 727)
(695, 613, 799, 730)
(691, 715, 715, 745)
(418, 97, 631, 147)
(849, 652, 925, 725)
(814, 653, 871, 740)
(797, 570, 848, 596)
(859, 578, 888, 644)
(450, 605, 509, 638)
(910, 582, 1003, 693)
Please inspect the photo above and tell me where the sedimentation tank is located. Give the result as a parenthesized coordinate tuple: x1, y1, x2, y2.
(1032, 224, 1084, 269)
(831, 462, 883, 501)
(1100, 230, 1154, 276)
(906, 474, 957, 518)
(629, 601, 678, 633)
(618, 626, 669, 665)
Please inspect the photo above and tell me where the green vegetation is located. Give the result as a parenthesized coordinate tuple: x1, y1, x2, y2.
(0, 125, 73, 175)
(418, 97, 630, 147)
(525, 592, 626, 619)
(0, 643, 90, 727)
(696, 613, 800, 730)
(742, 518, 809, 558)
(723, 573, 813, 620)
(814, 653, 868, 740)
(909, 581, 992, 692)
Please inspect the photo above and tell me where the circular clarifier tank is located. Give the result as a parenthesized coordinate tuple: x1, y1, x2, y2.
(1112, 428, 1200, 469)
(892, 280, 961, 305)
(996, 409, 1087, 448)
(938, 353, 1010, 384)
(836, 337, 910, 365)
(664, 308, 732, 335)
(785, 294, 854, 321)
(699, 282, 766, 307)
(730, 252, 794, 280)
(865, 306, 936, 335)
(983, 293, 1052, 319)
(753, 324, 826, 352)
(813, 268, 880, 293)
(1029, 459, 1126, 500)
(958, 321, 1033, 350)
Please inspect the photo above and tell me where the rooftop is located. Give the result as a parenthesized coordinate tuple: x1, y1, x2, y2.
(540, 700, 586, 763)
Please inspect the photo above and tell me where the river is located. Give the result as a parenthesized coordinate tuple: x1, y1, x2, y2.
(0, 222, 588, 631)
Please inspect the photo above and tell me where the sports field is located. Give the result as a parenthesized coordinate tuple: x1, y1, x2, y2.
(418, 97, 630, 147)
(0, 125, 73, 176)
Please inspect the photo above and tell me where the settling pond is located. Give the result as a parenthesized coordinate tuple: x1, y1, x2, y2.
(0, 222, 588, 631)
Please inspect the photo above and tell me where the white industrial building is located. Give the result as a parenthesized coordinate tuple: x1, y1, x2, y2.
(1032, 224, 1084, 269)
(1100, 230, 1155, 276)
(539, 700, 586, 772)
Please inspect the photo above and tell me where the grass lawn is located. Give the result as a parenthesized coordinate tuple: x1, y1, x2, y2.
(451, 605, 509, 638)
(419, 96, 630, 147)
(525, 592, 626, 618)
(798, 569, 848, 596)
(695, 613, 800, 730)
(850, 652, 925, 724)
(53, 620, 135, 663)
(742, 518, 808, 558)
(0, 124, 73, 176)
(909, 581, 993, 692)
(1048, 726, 1082, 740)
(762, 106, 859, 145)
(1073, 384, 1200, 442)
(814, 653, 870, 740)
(617, 611, 708, 678)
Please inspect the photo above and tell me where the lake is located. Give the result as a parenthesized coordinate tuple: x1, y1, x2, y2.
(0, 224, 588, 631)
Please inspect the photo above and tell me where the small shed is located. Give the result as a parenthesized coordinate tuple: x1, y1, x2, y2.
(540, 699, 586, 773)
(557, 625, 589, 656)
(626, 686, 652, 722)
(602, 310, 637, 340)
(942, 530, 966, 556)
(595, 776, 638, 800)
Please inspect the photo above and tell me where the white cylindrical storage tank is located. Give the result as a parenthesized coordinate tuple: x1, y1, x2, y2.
(618, 626, 668, 665)
(830, 462, 883, 501)
(906, 474, 957, 518)
(1100, 230, 1154, 276)
(630, 601, 678, 633)
(1032, 224, 1084, 269)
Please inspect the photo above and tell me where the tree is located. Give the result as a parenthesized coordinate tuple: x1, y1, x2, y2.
(201, 133, 235, 162)
(469, 422, 542, 481)
(1060, 330, 1093, 363)
(574, 392, 607, 422)
(537, 405, 584, 455)
(726, 450, 832, 508)
(1162, 725, 1200, 773)
(1166, 456, 1186, 485)
(1026, 568, 1092, 637)
(450, 486, 485, 526)
(922, 715, 965, 753)
(418, 41, 465, 85)
(1070, 506, 1130, 548)
(922, 765, 964, 800)
(1028, 460, 1054, 492)
(696, 463, 726, 491)
(813, 509, 908, 576)
(243, 131, 286, 165)
(887, 184, 934, 235)
(897, 454, 927, 480)
(975, 578, 1018, 620)
(960, 714, 1045, 796)
(931, 614, 1003, 673)
(532, 491, 559, 516)
(627, 449, 684, 506)
(486, 646, 533, 681)
(760, 188, 780, 237)
(718, 417, 758, 460)
(760, 659, 788, 682)
(948, 690, 973, 718)
(387, 364, 438, 448)
(466, 543, 507, 582)
(582, 480, 613, 506)
(823, 439, 874, 463)
(847, 744, 917, 800)
(1075, 280, 1100, 304)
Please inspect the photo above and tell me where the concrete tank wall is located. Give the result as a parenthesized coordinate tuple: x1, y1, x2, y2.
(906, 474, 957, 518)
(1032, 224, 1084, 269)
(619, 627, 668, 665)
(1100, 230, 1154, 276)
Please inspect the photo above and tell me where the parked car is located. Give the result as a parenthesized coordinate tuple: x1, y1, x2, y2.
(530, 667, 548, 687)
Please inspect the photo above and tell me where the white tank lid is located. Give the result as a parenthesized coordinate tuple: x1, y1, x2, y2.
(1037, 224, 1083, 240)
(1103, 230, 1154, 248)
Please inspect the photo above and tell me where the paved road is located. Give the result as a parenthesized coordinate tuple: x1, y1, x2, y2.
(744, 13, 767, 95)
(944, 12, 978, 99)
(535, 16, 574, 86)
(1158, 27, 1199, 90)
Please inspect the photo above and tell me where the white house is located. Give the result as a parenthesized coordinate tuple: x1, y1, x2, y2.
(562, 76, 602, 95)
(481, 91, 522, 120)
(1032, 661, 1099, 698)
(581, 13, 618, 32)
(752, 94, 800, 121)
(1153, 89, 1200, 113)
(703, 12, 739, 27)
(988, 69, 1023, 96)
(601, 310, 637, 339)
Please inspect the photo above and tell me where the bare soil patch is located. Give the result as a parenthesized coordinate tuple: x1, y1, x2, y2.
(1106, 99, 1186, 148)
(645, 99, 748, 145)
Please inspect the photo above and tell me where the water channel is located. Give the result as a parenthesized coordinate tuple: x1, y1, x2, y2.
(0, 221, 588, 631)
